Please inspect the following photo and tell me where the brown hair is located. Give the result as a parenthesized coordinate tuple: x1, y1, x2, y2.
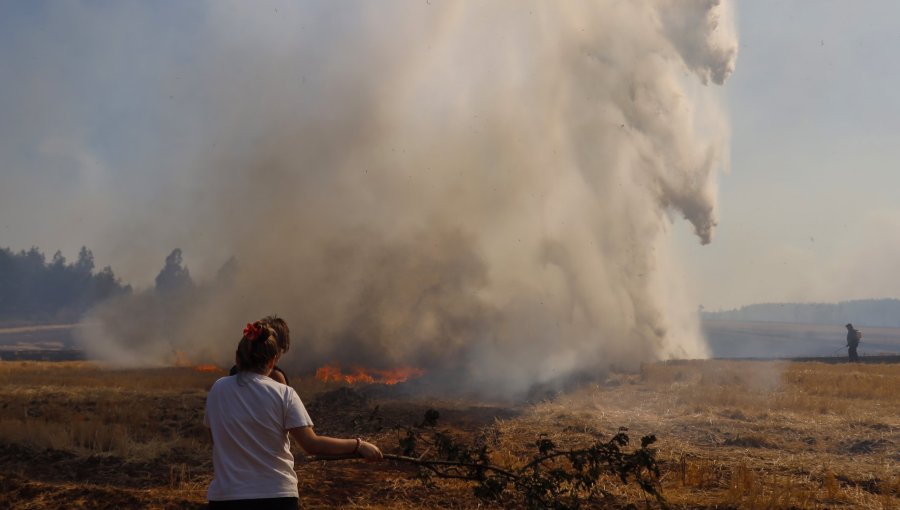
(235, 322, 279, 373)
(260, 315, 291, 353)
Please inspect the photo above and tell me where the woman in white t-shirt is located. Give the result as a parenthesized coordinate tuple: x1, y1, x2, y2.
(205, 321, 382, 509)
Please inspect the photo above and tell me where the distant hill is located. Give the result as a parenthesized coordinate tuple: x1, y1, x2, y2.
(701, 299, 900, 328)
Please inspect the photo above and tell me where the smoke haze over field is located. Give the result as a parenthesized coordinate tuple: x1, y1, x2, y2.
(3, 2, 737, 395)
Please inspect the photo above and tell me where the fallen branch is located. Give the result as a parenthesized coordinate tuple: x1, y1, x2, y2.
(299, 424, 666, 509)
(301, 452, 519, 479)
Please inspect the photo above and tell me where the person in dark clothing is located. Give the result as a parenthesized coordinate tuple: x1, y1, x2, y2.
(845, 323, 861, 362)
(229, 315, 291, 385)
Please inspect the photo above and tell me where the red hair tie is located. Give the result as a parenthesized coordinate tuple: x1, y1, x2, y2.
(243, 321, 263, 341)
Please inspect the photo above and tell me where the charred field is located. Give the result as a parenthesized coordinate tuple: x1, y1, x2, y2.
(0, 359, 897, 509)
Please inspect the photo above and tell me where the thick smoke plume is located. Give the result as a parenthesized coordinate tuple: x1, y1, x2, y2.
(82, 1, 737, 396)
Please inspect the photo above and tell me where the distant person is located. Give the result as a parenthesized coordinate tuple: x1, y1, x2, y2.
(845, 323, 861, 362)
(229, 315, 290, 385)
(205, 320, 382, 509)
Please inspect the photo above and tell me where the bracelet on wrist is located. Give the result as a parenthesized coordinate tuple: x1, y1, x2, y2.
(353, 437, 361, 454)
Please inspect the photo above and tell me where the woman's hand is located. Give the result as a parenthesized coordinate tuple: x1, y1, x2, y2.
(357, 440, 383, 461)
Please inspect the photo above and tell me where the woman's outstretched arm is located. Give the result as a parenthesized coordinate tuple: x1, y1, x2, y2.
(289, 426, 382, 460)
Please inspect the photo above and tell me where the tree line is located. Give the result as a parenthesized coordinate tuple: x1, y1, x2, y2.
(0, 246, 202, 326)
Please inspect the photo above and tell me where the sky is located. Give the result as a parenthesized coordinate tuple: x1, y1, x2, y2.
(674, 0, 900, 309)
(1, 0, 899, 314)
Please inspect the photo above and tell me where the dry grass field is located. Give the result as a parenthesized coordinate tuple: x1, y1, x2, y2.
(0, 359, 897, 509)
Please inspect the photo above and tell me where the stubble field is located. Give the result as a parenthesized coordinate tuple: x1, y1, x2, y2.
(0, 359, 897, 509)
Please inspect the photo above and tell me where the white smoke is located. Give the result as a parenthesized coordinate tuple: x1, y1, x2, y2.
(81, 0, 737, 396)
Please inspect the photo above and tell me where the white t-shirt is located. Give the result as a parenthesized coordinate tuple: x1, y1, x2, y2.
(204, 372, 314, 501)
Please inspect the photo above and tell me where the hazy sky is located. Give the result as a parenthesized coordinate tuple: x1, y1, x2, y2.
(675, 0, 900, 309)
(1, 1, 899, 311)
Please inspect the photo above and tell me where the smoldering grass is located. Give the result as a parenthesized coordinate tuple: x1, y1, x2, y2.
(0, 359, 896, 509)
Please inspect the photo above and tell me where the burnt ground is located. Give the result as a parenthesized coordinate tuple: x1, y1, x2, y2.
(0, 383, 528, 510)
(0, 443, 207, 510)
(1, 361, 897, 509)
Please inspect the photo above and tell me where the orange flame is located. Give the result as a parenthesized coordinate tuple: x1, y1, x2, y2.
(193, 364, 222, 373)
(172, 349, 223, 373)
(315, 363, 425, 385)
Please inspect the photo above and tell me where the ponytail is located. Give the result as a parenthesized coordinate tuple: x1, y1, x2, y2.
(235, 321, 279, 373)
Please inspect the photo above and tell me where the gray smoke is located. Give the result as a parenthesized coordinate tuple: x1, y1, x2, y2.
(80, 1, 738, 396)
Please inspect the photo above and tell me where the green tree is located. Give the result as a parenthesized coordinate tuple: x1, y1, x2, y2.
(154, 248, 193, 293)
